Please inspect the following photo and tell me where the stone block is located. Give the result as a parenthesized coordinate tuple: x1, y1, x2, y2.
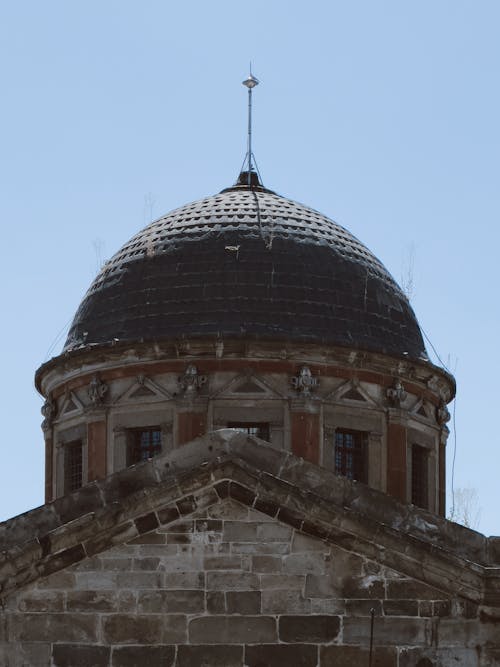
(207, 591, 226, 613)
(18, 591, 64, 612)
(226, 591, 261, 614)
(177, 645, 243, 667)
(84, 521, 139, 557)
(232, 541, 289, 555)
(284, 552, 326, 574)
(137, 589, 204, 614)
(0, 642, 51, 667)
(75, 571, 117, 590)
(310, 598, 346, 614)
(260, 574, 304, 589)
(10, 613, 97, 642)
(292, 531, 328, 552)
(134, 512, 159, 534)
(103, 614, 186, 644)
(229, 482, 257, 506)
(37, 571, 76, 589)
(129, 532, 166, 545)
(343, 616, 429, 645)
(207, 571, 259, 591)
(116, 572, 162, 588)
(52, 644, 110, 667)
(157, 505, 181, 525)
(253, 497, 280, 519)
(398, 647, 480, 667)
(164, 571, 205, 589)
(223, 521, 258, 542)
(132, 556, 160, 570)
(257, 523, 292, 542)
(111, 645, 175, 667)
(320, 645, 397, 667)
(245, 644, 318, 667)
(101, 557, 134, 570)
(204, 556, 243, 570)
(279, 614, 340, 643)
(261, 589, 311, 614)
(251, 555, 283, 573)
(189, 616, 276, 644)
(346, 599, 383, 616)
(386, 579, 444, 600)
(66, 590, 117, 612)
(383, 599, 419, 616)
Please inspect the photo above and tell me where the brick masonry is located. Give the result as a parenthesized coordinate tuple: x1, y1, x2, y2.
(0, 432, 499, 666)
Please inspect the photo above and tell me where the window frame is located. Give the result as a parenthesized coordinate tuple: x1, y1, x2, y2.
(411, 443, 429, 509)
(333, 428, 368, 483)
(127, 426, 163, 466)
(64, 439, 83, 494)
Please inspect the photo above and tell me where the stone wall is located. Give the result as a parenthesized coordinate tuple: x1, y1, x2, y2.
(0, 503, 497, 666)
(1, 432, 499, 666)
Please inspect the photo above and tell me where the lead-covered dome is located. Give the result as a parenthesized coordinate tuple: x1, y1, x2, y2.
(64, 176, 427, 360)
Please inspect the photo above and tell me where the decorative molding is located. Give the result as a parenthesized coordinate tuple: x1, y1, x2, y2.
(178, 364, 207, 395)
(114, 375, 172, 405)
(386, 379, 408, 408)
(211, 371, 285, 400)
(88, 375, 108, 407)
(291, 366, 318, 396)
(41, 397, 56, 431)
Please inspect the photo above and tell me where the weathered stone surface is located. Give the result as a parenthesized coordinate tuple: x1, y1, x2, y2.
(398, 647, 480, 667)
(320, 645, 398, 667)
(52, 644, 110, 667)
(343, 616, 429, 645)
(261, 589, 311, 614)
(66, 590, 116, 612)
(9, 613, 97, 642)
(0, 641, 51, 667)
(18, 591, 64, 612)
(226, 591, 261, 614)
(383, 599, 419, 616)
(245, 644, 318, 667)
(137, 589, 204, 613)
(189, 616, 276, 644)
(102, 614, 186, 644)
(111, 645, 175, 667)
(279, 615, 340, 642)
(176, 645, 244, 667)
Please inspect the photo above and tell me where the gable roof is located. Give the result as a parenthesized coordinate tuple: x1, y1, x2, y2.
(1, 430, 499, 607)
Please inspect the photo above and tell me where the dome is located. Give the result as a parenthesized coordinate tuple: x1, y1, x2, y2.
(64, 174, 427, 360)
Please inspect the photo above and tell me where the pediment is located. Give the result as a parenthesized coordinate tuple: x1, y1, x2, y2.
(59, 391, 85, 416)
(0, 430, 492, 608)
(411, 398, 432, 420)
(114, 375, 172, 404)
(212, 372, 284, 399)
(325, 379, 379, 407)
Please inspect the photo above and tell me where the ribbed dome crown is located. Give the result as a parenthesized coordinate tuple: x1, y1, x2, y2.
(64, 181, 427, 360)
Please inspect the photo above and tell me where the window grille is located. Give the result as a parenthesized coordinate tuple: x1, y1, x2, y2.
(334, 430, 367, 483)
(65, 441, 83, 493)
(412, 444, 428, 509)
(128, 427, 162, 465)
(227, 422, 270, 442)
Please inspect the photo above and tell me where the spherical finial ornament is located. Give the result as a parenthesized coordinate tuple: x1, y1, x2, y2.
(242, 73, 259, 89)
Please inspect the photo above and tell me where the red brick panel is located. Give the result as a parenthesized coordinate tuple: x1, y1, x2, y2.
(291, 413, 320, 465)
(178, 413, 207, 445)
(87, 421, 107, 482)
(387, 423, 407, 503)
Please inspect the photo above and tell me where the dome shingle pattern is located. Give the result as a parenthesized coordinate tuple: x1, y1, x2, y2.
(64, 181, 427, 360)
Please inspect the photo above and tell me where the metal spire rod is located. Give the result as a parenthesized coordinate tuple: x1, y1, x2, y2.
(242, 67, 259, 188)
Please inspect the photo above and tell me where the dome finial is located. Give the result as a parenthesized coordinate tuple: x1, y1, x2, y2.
(241, 64, 260, 188)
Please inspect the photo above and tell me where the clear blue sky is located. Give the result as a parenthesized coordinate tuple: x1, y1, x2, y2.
(1, 1, 499, 534)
